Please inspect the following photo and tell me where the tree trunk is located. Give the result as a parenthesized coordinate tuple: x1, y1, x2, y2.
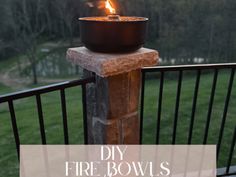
(207, 22, 214, 60)
(75, 65, 79, 75)
(17, 58, 22, 76)
(32, 60, 38, 84)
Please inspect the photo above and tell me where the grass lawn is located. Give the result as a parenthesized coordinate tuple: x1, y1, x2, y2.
(142, 70, 236, 168)
(0, 70, 235, 177)
(0, 83, 12, 95)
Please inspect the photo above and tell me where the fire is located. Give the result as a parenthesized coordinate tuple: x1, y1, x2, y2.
(105, 0, 116, 14)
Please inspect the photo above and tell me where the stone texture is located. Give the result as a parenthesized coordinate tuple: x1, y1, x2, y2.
(84, 69, 141, 144)
(67, 47, 159, 77)
(67, 47, 159, 144)
(121, 114, 140, 144)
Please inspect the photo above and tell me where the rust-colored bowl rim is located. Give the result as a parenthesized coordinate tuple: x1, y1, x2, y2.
(79, 16, 149, 23)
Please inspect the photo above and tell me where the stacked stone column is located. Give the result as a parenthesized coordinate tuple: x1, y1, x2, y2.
(67, 47, 158, 144)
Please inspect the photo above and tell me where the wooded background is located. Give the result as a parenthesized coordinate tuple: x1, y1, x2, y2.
(1, 0, 236, 60)
(0, 0, 236, 83)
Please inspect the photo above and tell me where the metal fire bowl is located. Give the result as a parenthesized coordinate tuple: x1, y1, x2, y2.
(79, 16, 148, 53)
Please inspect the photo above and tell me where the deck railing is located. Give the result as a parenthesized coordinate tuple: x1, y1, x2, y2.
(140, 63, 236, 176)
(0, 63, 235, 176)
(0, 77, 95, 159)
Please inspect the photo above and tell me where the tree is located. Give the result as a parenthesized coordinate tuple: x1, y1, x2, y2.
(10, 0, 46, 84)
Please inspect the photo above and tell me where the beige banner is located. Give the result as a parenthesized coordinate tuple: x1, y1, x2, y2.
(20, 145, 216, 177)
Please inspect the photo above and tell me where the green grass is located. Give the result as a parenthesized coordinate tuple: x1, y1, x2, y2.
(0, 83, 12, 95)
(142, 70, 236, 167)
(0, 86, 84, 177)
(0, 71, 235, 177)
(0, 57, 21, 72)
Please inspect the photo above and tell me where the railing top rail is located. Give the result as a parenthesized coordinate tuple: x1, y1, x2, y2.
(0, 77, 95, 103)
(142, 63, 236, 72)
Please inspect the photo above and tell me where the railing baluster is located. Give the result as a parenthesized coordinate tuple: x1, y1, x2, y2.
(60, 89, 69, 144)
(82, 84, 88, 144)
(140, 71, 146, 144)
(203, 69, 218, 144)
(217, 68, 235, 157)
(8, 100, 20, 160)
(0, 77, 96, 163)
(226, 127, 236, 174)
(156, 71, 164, 144)
(36, 94, 46, 144)
(172, 70, 183, 144)
(188, 70, 201, 144)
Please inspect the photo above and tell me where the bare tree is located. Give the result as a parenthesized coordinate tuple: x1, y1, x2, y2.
(10, 0, 45, 84)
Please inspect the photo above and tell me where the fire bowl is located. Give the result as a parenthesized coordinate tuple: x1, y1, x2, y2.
(79, 16, 148, 53)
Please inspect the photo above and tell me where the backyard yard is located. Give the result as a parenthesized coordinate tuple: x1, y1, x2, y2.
(0, 0, 236, 176)
(0, 70, 235, 177)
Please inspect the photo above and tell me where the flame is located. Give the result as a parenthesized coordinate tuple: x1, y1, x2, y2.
(105, 0, 116, 14)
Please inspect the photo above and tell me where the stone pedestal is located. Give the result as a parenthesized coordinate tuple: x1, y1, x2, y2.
(67, 47, 158, 144)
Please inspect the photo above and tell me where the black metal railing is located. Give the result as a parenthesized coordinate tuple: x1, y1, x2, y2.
(0, 77, 95, 160)
(0, 63, 236, 176)
(140, 63, 236, 176)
